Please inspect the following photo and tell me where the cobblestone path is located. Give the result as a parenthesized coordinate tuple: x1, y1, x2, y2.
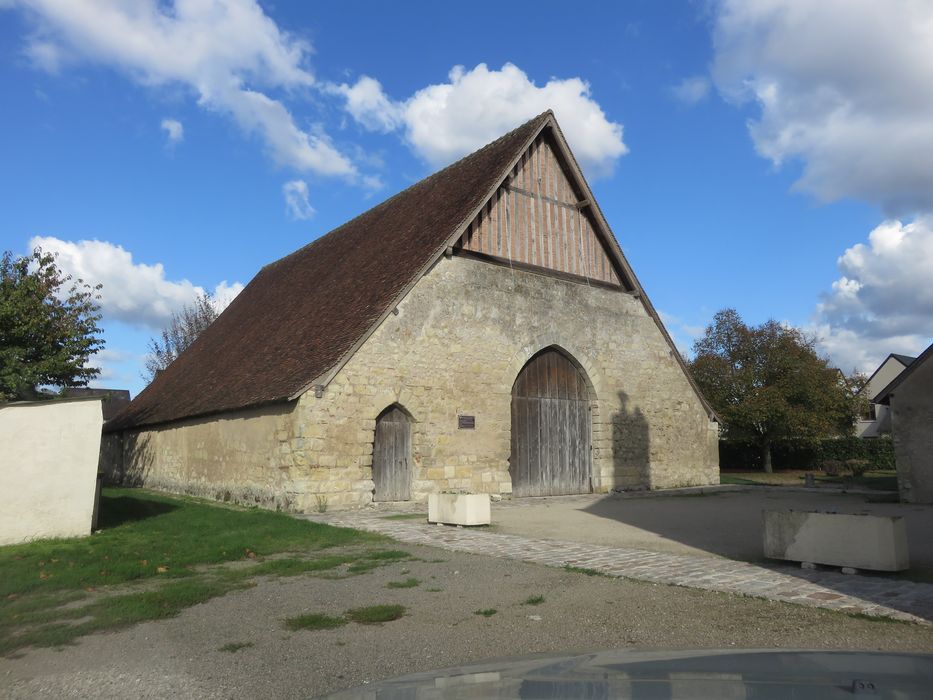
(303, 509, 933, 625)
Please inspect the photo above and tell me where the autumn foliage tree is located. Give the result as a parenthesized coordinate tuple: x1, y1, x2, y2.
(0, 248, 104, 400)
(144, 292, 218, 382)
(689, 309, 859, 472)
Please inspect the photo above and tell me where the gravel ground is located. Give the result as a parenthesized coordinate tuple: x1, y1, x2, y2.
(3, 543, 933, 699)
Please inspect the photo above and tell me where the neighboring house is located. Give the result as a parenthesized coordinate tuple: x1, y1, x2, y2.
(103, 111, 720, 511)
(62, 387, 131, 420)
(874, 342, 933, 504)
(856, 353, 915, 437)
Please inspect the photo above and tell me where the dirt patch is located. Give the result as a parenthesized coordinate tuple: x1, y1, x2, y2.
(3, 543, 933, 699)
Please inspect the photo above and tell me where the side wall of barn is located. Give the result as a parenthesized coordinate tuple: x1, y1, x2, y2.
(890, 357, 933, 504)
(112, 255, 718, 511)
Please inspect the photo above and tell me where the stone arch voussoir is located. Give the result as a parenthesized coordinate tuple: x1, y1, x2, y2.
(504, 334, 603, 407)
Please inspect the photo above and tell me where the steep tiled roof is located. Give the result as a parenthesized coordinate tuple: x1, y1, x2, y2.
(107, 113, 550, 431)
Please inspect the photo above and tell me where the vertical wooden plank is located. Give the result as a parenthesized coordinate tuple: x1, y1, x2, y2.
(531, 139, 540, 266)
(523, 160, 530, 264)
(517, 151, 526, 264)
(527, 397, 538, 496)
(519, 151, 529, 262)
(504, 187, 511, 262)
(557, 184, 566, 273)
(387, 412, 399, 500)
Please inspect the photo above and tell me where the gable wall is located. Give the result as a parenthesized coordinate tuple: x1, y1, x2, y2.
(113, 256, 718, 511)
(890, 357, 933, 503)
(458, 135, 622, 286)
(288, 255, 716, 508)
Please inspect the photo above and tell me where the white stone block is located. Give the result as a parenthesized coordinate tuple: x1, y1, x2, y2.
(763, 510, 909, 572)
(428, 493, 491, 526)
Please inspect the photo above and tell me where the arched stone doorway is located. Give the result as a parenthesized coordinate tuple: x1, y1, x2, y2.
(372, 405, 412, 501)
(510, 347, 592, 497)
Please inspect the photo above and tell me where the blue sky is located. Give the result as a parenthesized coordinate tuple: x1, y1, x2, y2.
(2, 0, 931, 397)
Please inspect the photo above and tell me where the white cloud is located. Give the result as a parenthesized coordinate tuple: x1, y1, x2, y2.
(160, 117, 183, 145)
(12, 0, 356, 178)
(336, 63, 627, 178)
(813, 218, 933, 372)
(212, 280, 245, 312)
(671, 76, 710, 105)
(282, 179, 315, 220)
(712, 0, 933, 213)
(338, 76, 401, 133)
(89, 347, 137, 383)
(24, 38, 62, 73)
(29, 236, 244, 330)
(659, 310, 707, 359)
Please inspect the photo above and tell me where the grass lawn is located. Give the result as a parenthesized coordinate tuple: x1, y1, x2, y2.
(720, 469, 898, 492)
(0, 488, 406, 656)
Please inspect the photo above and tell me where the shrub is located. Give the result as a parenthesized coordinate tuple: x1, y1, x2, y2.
(846, 459, 871, 477)
(720, 436, 894, 472)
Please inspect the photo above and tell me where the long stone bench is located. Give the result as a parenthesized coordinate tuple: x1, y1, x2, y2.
(763, 509, 909, 572)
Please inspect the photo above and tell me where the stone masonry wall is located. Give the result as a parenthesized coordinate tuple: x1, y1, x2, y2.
(890, 357, 933, 504)
(117, 255, 719, 511)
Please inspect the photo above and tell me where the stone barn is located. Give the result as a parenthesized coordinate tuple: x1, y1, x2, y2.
(104, 111, 720, 511)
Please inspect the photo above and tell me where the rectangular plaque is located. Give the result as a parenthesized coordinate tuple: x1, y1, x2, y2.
(458, 415, 475, 430)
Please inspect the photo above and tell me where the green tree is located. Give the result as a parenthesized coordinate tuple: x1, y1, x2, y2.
(689, 309, 859, 472)
(144, 292, 217, 382)
(0, 248, 104, 400)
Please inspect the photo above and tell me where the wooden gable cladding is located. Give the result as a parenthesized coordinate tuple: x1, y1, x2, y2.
(456, 133, 624, 288)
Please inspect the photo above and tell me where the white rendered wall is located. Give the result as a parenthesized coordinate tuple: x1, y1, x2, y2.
(0, 398, 103, 545)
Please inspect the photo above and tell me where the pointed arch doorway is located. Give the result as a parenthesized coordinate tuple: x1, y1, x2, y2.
(372, 405, 412, 502)
(510, 348, 592, 497)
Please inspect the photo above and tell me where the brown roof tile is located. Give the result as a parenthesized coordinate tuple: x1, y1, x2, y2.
(106, 113, 550, 431)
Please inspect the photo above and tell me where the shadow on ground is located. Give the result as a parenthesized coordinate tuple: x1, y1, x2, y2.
(577, 490, 933, 622)
(97, 494, 177, 529)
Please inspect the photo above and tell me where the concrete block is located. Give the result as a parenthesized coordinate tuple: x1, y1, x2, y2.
(763, 509, 909, 572)
(428, 493, 491, 526)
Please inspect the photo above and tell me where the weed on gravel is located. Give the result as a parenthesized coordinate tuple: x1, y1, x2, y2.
(285, 613, 348, 631)
(345, 604, 406, 625)
(218, 641, 254, 653)
(474, 608, 497, 617)
(386, 578, 420, 589)
(522, 595, 545, 606)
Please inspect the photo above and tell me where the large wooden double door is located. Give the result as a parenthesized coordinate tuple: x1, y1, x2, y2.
(510, 348, 592, 497)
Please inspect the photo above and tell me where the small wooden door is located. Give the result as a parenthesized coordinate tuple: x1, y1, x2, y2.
(510, 348, 591, 497)
(373, 406, 412, 501)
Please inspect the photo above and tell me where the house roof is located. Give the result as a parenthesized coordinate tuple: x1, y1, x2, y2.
(107, 111, 715, 432)
(858, 352, 918, 399)
(891, 353, 917, 367)
(874, 342, 933, 404)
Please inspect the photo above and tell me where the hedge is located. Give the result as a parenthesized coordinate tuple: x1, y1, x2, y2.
(719, 436, 895, 471)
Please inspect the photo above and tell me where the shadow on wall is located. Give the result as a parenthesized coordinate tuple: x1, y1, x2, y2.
(118, 431, 158, 488)
(611, 391, 651, 490)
